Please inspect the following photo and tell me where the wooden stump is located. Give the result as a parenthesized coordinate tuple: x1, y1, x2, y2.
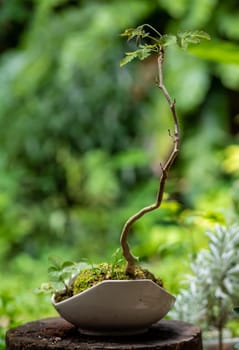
(6, 317, 202, 349)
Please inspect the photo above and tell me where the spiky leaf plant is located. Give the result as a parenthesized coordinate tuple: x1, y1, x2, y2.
(170, 224, 239, 350)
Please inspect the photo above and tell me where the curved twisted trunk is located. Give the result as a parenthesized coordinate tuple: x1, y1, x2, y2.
(120, 47, 180, 275)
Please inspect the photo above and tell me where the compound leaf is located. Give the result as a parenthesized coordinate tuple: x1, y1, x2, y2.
(120, 51, 139, 67)
(120, 26, 149, 41)
(177, 30, 211, 49)
(120, 45, 156, 67)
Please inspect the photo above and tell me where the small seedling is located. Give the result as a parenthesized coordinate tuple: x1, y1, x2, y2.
(38, 256, 90, 297)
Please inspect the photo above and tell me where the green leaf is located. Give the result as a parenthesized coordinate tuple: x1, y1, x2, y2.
(137, 45, 155, 60)
(120, 26, 149, 41)
(48, 266, 59, 273)
(120, 51, 139, 67)
(36, 283, 55, 294)
(61, 261, 75, 269)
(177, 30, 211, 49)
(74, 262, 92, 272)
(159, 34, 177, 47)
(48, 271, 62, 282)
(189, 40, 239, 65)
(120, 27, 136, 37)
(120, 45, 156, 67)
(48, 255, 62, 269)
(191, 31, 211, 41)
(60, 271, 72, 280)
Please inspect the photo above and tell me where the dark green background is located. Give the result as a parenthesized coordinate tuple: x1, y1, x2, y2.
(0, 0, 239, 347)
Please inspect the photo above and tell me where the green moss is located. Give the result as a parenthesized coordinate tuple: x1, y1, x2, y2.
(54, 263, 163, 302)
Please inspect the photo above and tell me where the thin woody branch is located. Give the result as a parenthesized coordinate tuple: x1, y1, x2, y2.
(120, 46, 180, 275)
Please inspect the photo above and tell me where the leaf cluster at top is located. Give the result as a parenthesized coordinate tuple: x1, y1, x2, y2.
(120, 24, 210, 67)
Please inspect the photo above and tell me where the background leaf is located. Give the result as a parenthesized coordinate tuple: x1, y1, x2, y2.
(189, 40, 239, 65)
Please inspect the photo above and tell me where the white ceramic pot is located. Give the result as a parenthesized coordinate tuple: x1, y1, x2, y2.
(52, 279, 176, 335)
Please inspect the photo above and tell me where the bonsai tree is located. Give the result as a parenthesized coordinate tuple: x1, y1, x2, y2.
(40, 24, 210, 300)
(119, 25, 210, 276)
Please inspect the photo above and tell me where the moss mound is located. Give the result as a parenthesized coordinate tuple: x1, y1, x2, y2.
(54, 263, 163, 303)
(73, 263, 163, 294)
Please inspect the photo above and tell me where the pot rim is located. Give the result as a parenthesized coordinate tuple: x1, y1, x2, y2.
(52, 279, 175, 305)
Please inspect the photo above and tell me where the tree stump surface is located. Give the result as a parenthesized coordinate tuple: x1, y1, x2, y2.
(6, 317, 202, 349)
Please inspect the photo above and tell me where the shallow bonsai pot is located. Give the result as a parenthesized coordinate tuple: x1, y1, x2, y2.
(52, 279, 176, 335)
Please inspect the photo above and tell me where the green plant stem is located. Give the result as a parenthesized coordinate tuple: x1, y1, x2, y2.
(218, 325, 223, 350)
(217, 297, 224, 350)
(142, 24, 162, 38)
(120, 47, 180, 275)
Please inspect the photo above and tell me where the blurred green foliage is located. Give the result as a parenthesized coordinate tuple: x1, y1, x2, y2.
(1, 0, 239, 347)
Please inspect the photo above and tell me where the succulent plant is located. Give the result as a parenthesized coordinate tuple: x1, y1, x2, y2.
(170, 224, 239, 350)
